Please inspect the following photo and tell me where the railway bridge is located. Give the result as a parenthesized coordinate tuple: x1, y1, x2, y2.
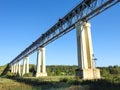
(9, 0, 120, 79)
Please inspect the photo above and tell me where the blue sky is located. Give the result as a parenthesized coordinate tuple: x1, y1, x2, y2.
(0, 0, 120, 67)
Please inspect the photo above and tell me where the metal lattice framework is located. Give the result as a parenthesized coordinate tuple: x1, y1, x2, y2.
(9, 0, 119, 65)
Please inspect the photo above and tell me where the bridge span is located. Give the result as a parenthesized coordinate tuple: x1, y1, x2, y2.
(9, 0, 119, 79)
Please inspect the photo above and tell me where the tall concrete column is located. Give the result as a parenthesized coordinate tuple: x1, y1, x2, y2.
(36, 48, 41, 77)
(13, 64, 16, 73)
(22, 58, 26, 76)
(18, 61, 21, 76)
(26, 56, 29, 73)
(15, 63, 17, 74)
(36, 47, 47, 77)
(75, 22, 88, 69)
(85, 23, 94, 68)
(41, 47, 47, 76)
(14, 64, 16, 73)
(15, 63, 18, 74)
(75, 21, 101, 79)
(11, 65, 14, 73)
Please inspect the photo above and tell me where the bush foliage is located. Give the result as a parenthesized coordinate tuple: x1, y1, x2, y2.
(1, 64, 120, 78)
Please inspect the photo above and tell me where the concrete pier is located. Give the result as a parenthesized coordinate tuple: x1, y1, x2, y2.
(11, 65, 14, 73)
(41, 48, 47, 76)
(22, 58, 26, 76)
(75, 21, 101, 79)
(26, 56, 29, 73)
(18, 61, 21, 76)
(13, 64, 16, 73)
(36, 47, 47, 77)
(36, 48, 41, 77)
(15, 63, 18, 74)
(22, 56, 29, 76)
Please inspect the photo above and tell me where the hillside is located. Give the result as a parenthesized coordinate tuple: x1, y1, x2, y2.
(0, 65, 7, 75)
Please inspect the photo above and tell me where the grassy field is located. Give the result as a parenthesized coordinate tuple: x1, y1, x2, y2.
(0, 77, 34, 90)
(1, 76, 120, 90)
(0, 76, 89, 90)
(1, 65, 120, 90)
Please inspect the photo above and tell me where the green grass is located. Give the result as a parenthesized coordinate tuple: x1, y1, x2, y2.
(25, 76, 75, 81)
(0, 65, 6, 75)
(0, 77, 33, 90)
(4, 76, 120, 90)
(1, 65, 120, 90)
(1, 76, 120, 90)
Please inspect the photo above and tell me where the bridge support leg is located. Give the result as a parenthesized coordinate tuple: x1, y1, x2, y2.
(75, 21, 101, 79)
(18, 61, 21, 76)
(26, 56, 29, 74)
(22, 58, 26, 76)
(36, 47, 47, 77)
(41, 47, 47, 76)
(22, 56, 29, 76)
(36, 48, 41, 77)
(13, 64, 16, 73)
(16, 63, 18, 74)
(15, 63, 17, 74)
(11, 65, 14, 73)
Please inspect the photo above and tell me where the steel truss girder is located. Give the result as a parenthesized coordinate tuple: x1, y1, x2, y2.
(9, 0, 119, 65)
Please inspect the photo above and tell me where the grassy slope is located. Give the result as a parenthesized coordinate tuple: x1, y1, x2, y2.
(0, 65, 6, 75)
(5, 76, 120, 90)
(1, 76, 120, 90)
(0, 77, 34, 90)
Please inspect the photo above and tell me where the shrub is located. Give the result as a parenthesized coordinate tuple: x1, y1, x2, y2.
(60, 78, 68, 82)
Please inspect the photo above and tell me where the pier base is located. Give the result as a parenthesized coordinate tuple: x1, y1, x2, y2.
(76, 68, 101, 80)
(36, 73, 47, 77)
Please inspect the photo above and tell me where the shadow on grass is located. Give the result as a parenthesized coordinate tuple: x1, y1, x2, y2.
(4, 76, 71, 90)
(81, 79, 120, 90)
(3, 76, 120, 90)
